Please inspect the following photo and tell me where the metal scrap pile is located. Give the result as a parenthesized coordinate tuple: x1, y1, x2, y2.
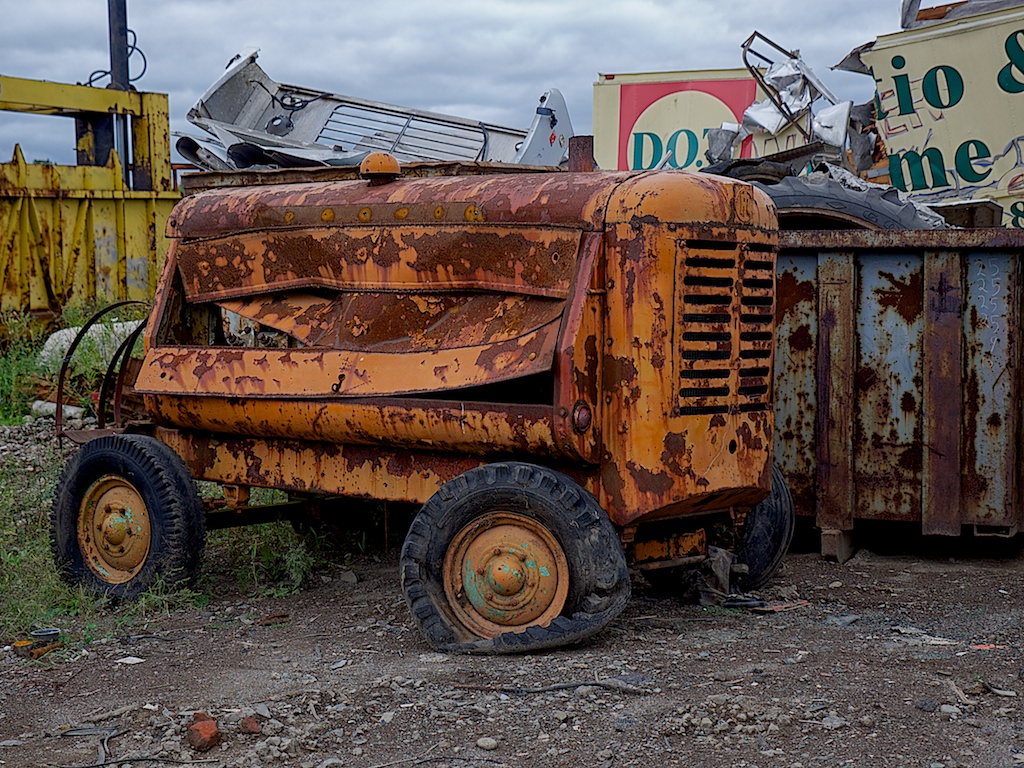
(706, 32, 876, 173)
(176, 50, 574, 171)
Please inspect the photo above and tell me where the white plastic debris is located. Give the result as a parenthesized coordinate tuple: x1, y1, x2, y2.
(37, 320, 144, 373)
(31, 400, 84, 420)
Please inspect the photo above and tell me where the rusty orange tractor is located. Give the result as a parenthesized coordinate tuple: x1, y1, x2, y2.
(50, 142, 793, 652)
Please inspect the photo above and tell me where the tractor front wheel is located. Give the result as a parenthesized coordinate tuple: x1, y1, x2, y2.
(50, 434, 205, 600)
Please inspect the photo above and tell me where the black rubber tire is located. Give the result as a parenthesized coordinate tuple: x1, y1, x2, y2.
(400, 462, 630, 654)
(753, 174, 946, 230)
(50, 434, 205, 600)
(733, 464, 795, 591)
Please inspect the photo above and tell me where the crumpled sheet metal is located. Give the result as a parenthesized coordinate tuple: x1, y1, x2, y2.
(900, 0, 1023, 28)
(708, 32, 854, 164)
(741, 56, 850, 145)
(180, 49, 573, 171)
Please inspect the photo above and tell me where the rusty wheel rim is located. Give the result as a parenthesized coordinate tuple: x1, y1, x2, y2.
(77, 475, 151, 584)
(442, 512, 569, 639)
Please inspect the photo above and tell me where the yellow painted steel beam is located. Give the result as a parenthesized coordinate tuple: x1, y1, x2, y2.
(0, 75, 148, 116)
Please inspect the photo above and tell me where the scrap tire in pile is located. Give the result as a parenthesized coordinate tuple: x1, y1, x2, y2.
(750, 173, 947, 230)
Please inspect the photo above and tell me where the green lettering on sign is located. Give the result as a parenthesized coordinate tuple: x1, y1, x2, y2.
(954, 140, 992, 183)
(631, 132, 662, 170)
(891, 55, 917, 116)
(1010, 202, 1024, 228)
(889, 148, 949, 191)
(997, 30, 1024, 94)
(667, 129, 699, 169)
(922, 65, 964, 109)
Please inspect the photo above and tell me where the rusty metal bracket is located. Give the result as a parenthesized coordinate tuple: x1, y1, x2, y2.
(54, 300, 148, 441)
(741, 31, 813, 142)
(96, 320, 147, 429)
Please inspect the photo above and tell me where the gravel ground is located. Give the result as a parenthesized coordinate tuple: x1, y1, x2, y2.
(1, 421, 1022, 768)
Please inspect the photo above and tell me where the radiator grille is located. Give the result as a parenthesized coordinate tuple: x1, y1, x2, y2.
(317, 105, 487, 162)
(677, 240, 774, 416)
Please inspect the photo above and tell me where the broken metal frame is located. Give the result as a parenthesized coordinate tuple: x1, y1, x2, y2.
(741, 32, 815, 143)
(179, 50, 575, 171)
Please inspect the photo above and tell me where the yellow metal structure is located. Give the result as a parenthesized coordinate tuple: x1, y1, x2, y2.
(0, 75, 179, 314)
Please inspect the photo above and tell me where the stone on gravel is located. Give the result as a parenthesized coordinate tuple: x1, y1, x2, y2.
(187, 719, 223, 752)
(240, 716, 262, 735)
(476, 737, 498, 750)
(821, 714, 848, 730)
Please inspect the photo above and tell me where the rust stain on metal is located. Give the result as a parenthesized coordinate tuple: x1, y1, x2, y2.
(776, 270, 815, 322)
(873, 269, 924, 325)
(901, 391, 917, 414)
(788, 324, 813, 352)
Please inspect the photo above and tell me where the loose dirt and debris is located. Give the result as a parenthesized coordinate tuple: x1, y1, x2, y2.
(1, 423, 1022, 768)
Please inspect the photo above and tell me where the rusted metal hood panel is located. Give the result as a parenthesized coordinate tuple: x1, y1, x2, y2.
(166, 170, 629, 239)
(174, 226, 582, 302)
(136, 323, 558, 398)
(154, 169, 642, 396)
(214, 292, 564, 352)
(607, 170, 777, 231)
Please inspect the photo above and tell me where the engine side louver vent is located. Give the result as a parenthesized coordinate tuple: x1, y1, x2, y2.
(677, 240, 775, 416)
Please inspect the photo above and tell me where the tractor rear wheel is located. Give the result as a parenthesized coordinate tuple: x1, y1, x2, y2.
(400, 462, 630, 653)
(734, 464, 795, 591)
(752, 173, 947, 230)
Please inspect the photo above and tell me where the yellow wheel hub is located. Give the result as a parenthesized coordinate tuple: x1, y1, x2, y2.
(77, 475, 151, 584)
(443, 512, 568, 639)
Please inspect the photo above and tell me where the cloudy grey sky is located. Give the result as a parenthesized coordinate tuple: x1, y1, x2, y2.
(1, 0, 905, 165)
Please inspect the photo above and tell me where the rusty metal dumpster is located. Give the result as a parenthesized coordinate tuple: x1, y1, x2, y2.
(775, 228, 1024, 559)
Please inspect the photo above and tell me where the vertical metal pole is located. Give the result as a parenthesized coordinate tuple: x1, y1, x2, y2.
(108, 0, 131, 187)
(108, 0, 129, 88)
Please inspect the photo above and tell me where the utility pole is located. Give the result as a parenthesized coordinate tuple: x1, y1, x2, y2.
(108, 0, 132, 186)
(108, 0, 129, 90)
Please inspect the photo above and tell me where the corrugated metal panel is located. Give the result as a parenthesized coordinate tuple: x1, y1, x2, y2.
(775, 228, 1024, 537)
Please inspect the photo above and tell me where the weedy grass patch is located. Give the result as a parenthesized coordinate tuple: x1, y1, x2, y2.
(0, 309, 340, 644)
(0, 311, 49, 424)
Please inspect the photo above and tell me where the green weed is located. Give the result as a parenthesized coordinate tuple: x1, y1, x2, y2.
(204, 519, 329, 597)
(0, 444, 106, 639)
(0, 308, 343, 642)
(0, 311, 49, 423)
(0, 305, 150, 423)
